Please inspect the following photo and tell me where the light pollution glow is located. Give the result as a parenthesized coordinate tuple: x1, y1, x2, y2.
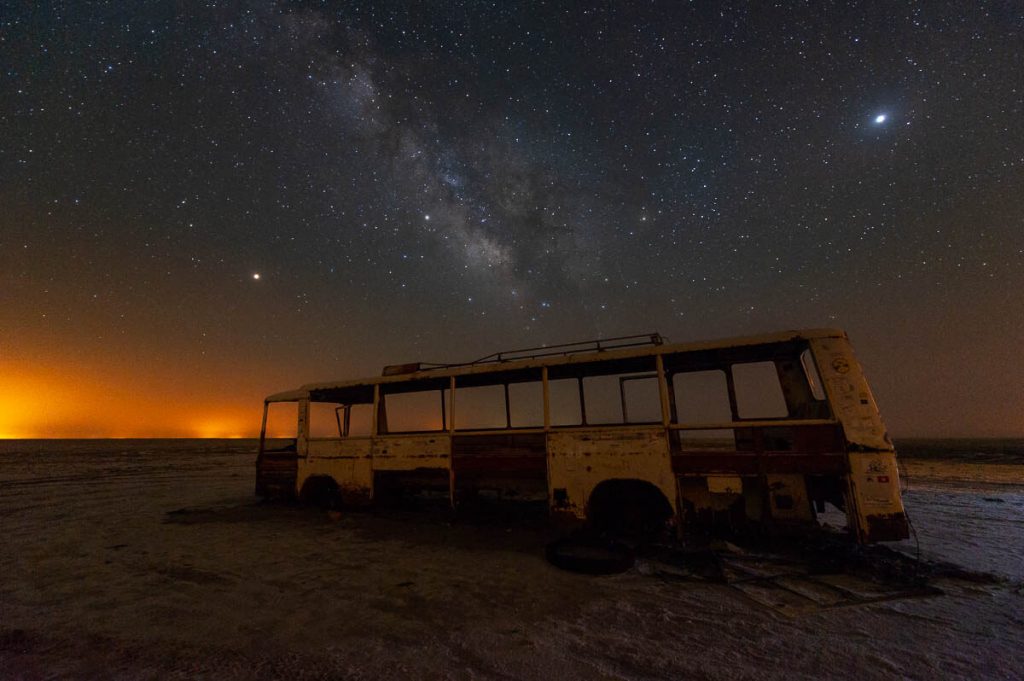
(0, 362, 277, 439)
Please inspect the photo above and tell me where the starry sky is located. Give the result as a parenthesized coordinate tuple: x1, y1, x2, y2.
(2, 2, 1022, 438)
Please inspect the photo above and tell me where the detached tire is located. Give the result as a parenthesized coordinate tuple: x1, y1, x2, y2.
(545, 536, 635, 575)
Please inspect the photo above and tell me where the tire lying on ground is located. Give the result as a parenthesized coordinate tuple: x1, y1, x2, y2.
(545, 536, 635, 575)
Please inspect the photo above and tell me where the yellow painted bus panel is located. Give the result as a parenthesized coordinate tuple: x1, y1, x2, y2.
(546, 428, 676, 520)
(371, 435, 451, 471)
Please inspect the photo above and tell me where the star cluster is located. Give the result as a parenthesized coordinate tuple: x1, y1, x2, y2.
(1, 2, 1022, 436)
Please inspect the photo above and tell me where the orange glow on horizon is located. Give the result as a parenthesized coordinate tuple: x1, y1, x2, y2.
(0, 361, 264, 439)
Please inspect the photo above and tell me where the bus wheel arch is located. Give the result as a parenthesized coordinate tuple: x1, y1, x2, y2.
(299, 475, 342, 510)
(586, 478, 675, 538)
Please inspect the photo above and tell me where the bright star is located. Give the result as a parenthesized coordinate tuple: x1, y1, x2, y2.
(252, 273, 261, 280)
(874, 114, 887, 124)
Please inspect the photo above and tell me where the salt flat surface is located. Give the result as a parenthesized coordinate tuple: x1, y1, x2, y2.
(1, 441, 1022, 680)
(898, 459, 1024, 581)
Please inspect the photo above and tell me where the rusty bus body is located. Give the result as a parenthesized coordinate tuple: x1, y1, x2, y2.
(256, 329, 909, 543)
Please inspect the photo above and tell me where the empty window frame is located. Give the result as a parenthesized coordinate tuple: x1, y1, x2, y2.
(731, 361, 789, 418)
(309, 401, 374, 438)
(548, 378, 583, 426)
(672, 370, 733, 425)
(452, 378, 546, 430)
(265, 401, 299, 439)
(454, 383, 508, 430)
(381, 387, 448, 433)
(800, 349, 826, 401)
(508, 380, 544, 427)
(345, 403, 373, 436)
(308, 402, 344, 438)
(582, 373, 661, 424)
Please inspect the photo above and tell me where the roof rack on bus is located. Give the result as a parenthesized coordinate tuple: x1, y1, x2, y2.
(381, 333, 666, 376)
(466, 332, 665, 365)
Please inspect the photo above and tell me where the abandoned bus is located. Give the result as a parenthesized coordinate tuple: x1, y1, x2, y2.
(256, 329, 909, 543)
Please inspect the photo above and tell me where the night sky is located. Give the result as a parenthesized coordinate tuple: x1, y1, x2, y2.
(2, 2, 1022, 437)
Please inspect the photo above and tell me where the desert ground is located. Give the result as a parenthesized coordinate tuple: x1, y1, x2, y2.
(1, 441, 1021, 680)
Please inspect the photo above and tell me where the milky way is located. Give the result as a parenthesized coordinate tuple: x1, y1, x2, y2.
(2, 2, 1022, 436)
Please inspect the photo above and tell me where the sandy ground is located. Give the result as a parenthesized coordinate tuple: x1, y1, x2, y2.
(1, 442, 1022, 680)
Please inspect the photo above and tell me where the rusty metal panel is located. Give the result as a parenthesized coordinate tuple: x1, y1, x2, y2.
(863, 512, 912, 543)
(265, 389, 308, 402)
(451, 433, 547, 479)
(297, 438, 373, 502)
(810, 337, 891, 451)
(765, 474, 814, 522)
(296, 399, 310, 456)
(707, 475, 743, 494)
(255, 450, 298, 500)
(846, 451, 909, 541)
(671, 452, 847, 475)
(371, 434, 451, 471)
(546, 427, 677, 520)
(306, 438, 366, 459)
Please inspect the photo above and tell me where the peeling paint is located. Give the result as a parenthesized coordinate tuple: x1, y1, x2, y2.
(257, 328, 910, 544)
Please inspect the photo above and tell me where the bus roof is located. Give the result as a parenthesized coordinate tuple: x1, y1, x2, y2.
(265, 327, 847, 402)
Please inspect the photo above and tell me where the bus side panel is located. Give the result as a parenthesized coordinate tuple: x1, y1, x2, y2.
(298, 439, 373, 505)
(451, 433, 548, 499)
(370, 435, 452, 501)
(546, 428, 677, 524)
(371, 435, 451, 471)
